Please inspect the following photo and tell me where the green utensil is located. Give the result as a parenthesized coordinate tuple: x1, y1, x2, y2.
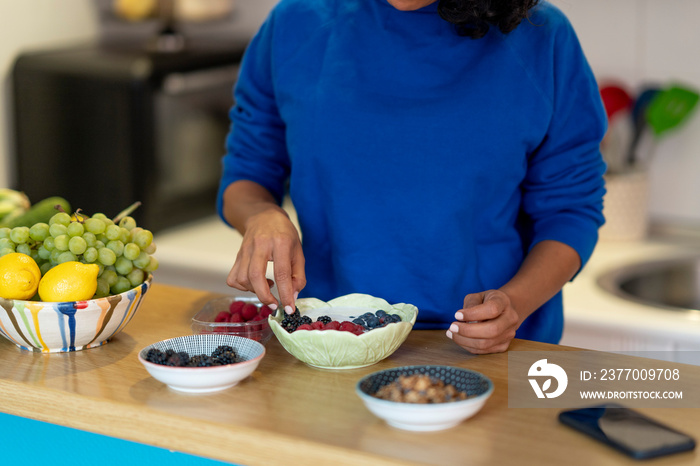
(645, 85, 699, 137)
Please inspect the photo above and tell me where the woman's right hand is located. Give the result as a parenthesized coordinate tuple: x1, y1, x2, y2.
(226, 201, 306, 314)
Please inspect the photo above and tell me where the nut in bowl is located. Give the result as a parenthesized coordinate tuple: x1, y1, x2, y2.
(356, 365, 494, 431)
(191, 295, 274, 345)
(138, 334, 266, 393)
(0, 274, 151, 352)
(268, 293, 418, 370)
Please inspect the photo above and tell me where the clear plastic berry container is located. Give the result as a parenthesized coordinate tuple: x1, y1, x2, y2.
(191, 296, 273, 345)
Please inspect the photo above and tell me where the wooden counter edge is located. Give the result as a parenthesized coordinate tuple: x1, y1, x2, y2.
(0, 378, 416, 466)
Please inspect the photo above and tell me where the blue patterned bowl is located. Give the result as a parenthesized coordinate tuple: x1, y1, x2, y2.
(138, 334, 266, 393)
(0, 275, 151, 353)
(356, 365, 494, 431)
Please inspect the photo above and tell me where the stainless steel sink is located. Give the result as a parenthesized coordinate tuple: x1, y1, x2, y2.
(596, 256, 700, 316)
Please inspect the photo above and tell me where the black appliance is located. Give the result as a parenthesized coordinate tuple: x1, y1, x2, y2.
(12, 41, 247, 232)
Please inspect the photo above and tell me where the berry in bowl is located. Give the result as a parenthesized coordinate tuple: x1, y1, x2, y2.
(356, 365, 494, 431)
(191, 296, 274, 344)
(138, 334, 266, 393)
(268, 293, 418, 370)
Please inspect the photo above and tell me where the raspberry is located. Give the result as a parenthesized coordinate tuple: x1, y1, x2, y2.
(214, 311, 230, 323)
(324, 320, 340, 330)
(259, 305, 273, 318)
(229, 300, 246, 314)
(241, 303, 259, 321)
(311, 320, 325, 330)
(339, 321, 357, 332)
(229, 312, 243, 323)
(296, 323, 313, 331)
(252, 314, 265, 321)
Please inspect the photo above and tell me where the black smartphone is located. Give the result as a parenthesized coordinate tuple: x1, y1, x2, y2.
(559, 403, 696, 460)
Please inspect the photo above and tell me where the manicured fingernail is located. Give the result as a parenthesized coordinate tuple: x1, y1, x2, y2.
(285, 305, 294, 315)
(269, 303, 277, 311)
(446, 330, 453, 339)
(449, 323, 459, 333)
(294, 291, 299, 301)
(455, 312, 464, 320)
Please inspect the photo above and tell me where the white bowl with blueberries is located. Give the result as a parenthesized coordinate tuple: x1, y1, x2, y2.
(268, 293, 418, 370)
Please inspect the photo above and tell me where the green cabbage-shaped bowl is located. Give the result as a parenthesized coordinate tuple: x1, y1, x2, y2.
(269, 293, 418, 370)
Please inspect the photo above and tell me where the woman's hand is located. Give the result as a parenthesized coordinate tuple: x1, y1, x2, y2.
(223, 180, 306, 314)
(446, 240, 582, 354)
(446, 290, 520, 354)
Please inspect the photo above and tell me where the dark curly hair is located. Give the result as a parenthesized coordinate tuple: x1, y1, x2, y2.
(437, 0, 541, 39)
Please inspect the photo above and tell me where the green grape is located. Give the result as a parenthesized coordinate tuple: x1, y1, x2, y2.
(68, 236, 87, 255)
(49, 212, 71, 226)
(95, 240, 105, 250)
(144, 242, 156, 254)
(95, 278, 110, 298)
(144, 256, 159, 272)
(43, 236, 56, 251)
(29, 248, 40, 262)
(0, 247, 14, 256)
(106, 240, 124, 257)
(100, 268, 118, 286)
(133, 251, 150, 269)
(115, 256, 133, 275)
(119, 228, 129, 243)
(10, 227, 30, 244)
(66, 221, 84, 237)
(118, 216, 137, 230)
(0, 238, 15, 250)
(37, 245, 52, 260)
(84, 218, 106, 235)
(49, 223, 67, 237)
(40, 262, 52, 275)
(123, 243, 141, 261)
(98, 247, 116, 266)
(54, 234, 70, 251)
(16, 243, 31, 255)
(83, 247, 98, 263)
(57, 251, 77, 264)
(82, 232, 96, 247)
(29, 223, 50, 242)
(0, 227, 10, 239)
(133, 229, 153, 249)
(91, 213, 108, 220)
(126, 268, 145, 287)
(105, 224, 121, 241)
(49, 248, 61, 264)
(111, 276, 132, 294)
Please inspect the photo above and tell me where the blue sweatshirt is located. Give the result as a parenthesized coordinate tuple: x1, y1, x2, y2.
(218, 0, 607, 343)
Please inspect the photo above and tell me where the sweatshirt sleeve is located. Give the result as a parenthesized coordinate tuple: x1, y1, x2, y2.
(217, 9, 291, 225)
(521, 13, 608, 273)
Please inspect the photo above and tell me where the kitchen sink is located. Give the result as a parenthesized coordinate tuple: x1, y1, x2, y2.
(597, 256, 700, 316)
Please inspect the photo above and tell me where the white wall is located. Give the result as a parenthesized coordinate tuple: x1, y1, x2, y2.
(0, 0, 99, 189)
(551, 0, 700, 228)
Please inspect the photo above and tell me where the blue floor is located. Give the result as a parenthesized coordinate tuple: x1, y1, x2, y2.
(1, 412, 238, 465)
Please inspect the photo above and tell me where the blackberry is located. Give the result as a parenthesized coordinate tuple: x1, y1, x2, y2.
(317, 315, 332, 325)
(213, 350, 239, 365)
(211, 345, 235, 359)
(281, 306, 307, 332)
(166, 352, 189, 367)
(187, 354, 215, 367)
(145, 348, 168, 365)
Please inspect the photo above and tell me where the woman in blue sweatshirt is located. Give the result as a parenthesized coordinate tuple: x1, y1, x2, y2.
(217, 0, 607, 353)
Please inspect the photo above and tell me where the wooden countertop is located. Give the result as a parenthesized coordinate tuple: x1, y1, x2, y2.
(1, 284, 698, 465)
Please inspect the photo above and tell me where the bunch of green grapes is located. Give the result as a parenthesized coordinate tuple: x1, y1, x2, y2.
(0, 211, 158, 298)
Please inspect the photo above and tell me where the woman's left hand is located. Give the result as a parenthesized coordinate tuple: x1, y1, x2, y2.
(446, 290, 521, 354)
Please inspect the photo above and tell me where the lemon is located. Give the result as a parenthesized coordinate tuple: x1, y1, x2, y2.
(38, 261, 100, 302)
(0, 252, 41, 300)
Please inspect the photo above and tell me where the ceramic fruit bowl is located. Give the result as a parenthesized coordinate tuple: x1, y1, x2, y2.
(268, 293, 418, 370)
(0, 275, 152, 353)
(356, 365, 494, 431)
(138, 334, 265, 393)
(191, 295, 273, 345)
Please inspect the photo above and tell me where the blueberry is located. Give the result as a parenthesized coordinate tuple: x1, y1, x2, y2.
(376, 310, 387, 318)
